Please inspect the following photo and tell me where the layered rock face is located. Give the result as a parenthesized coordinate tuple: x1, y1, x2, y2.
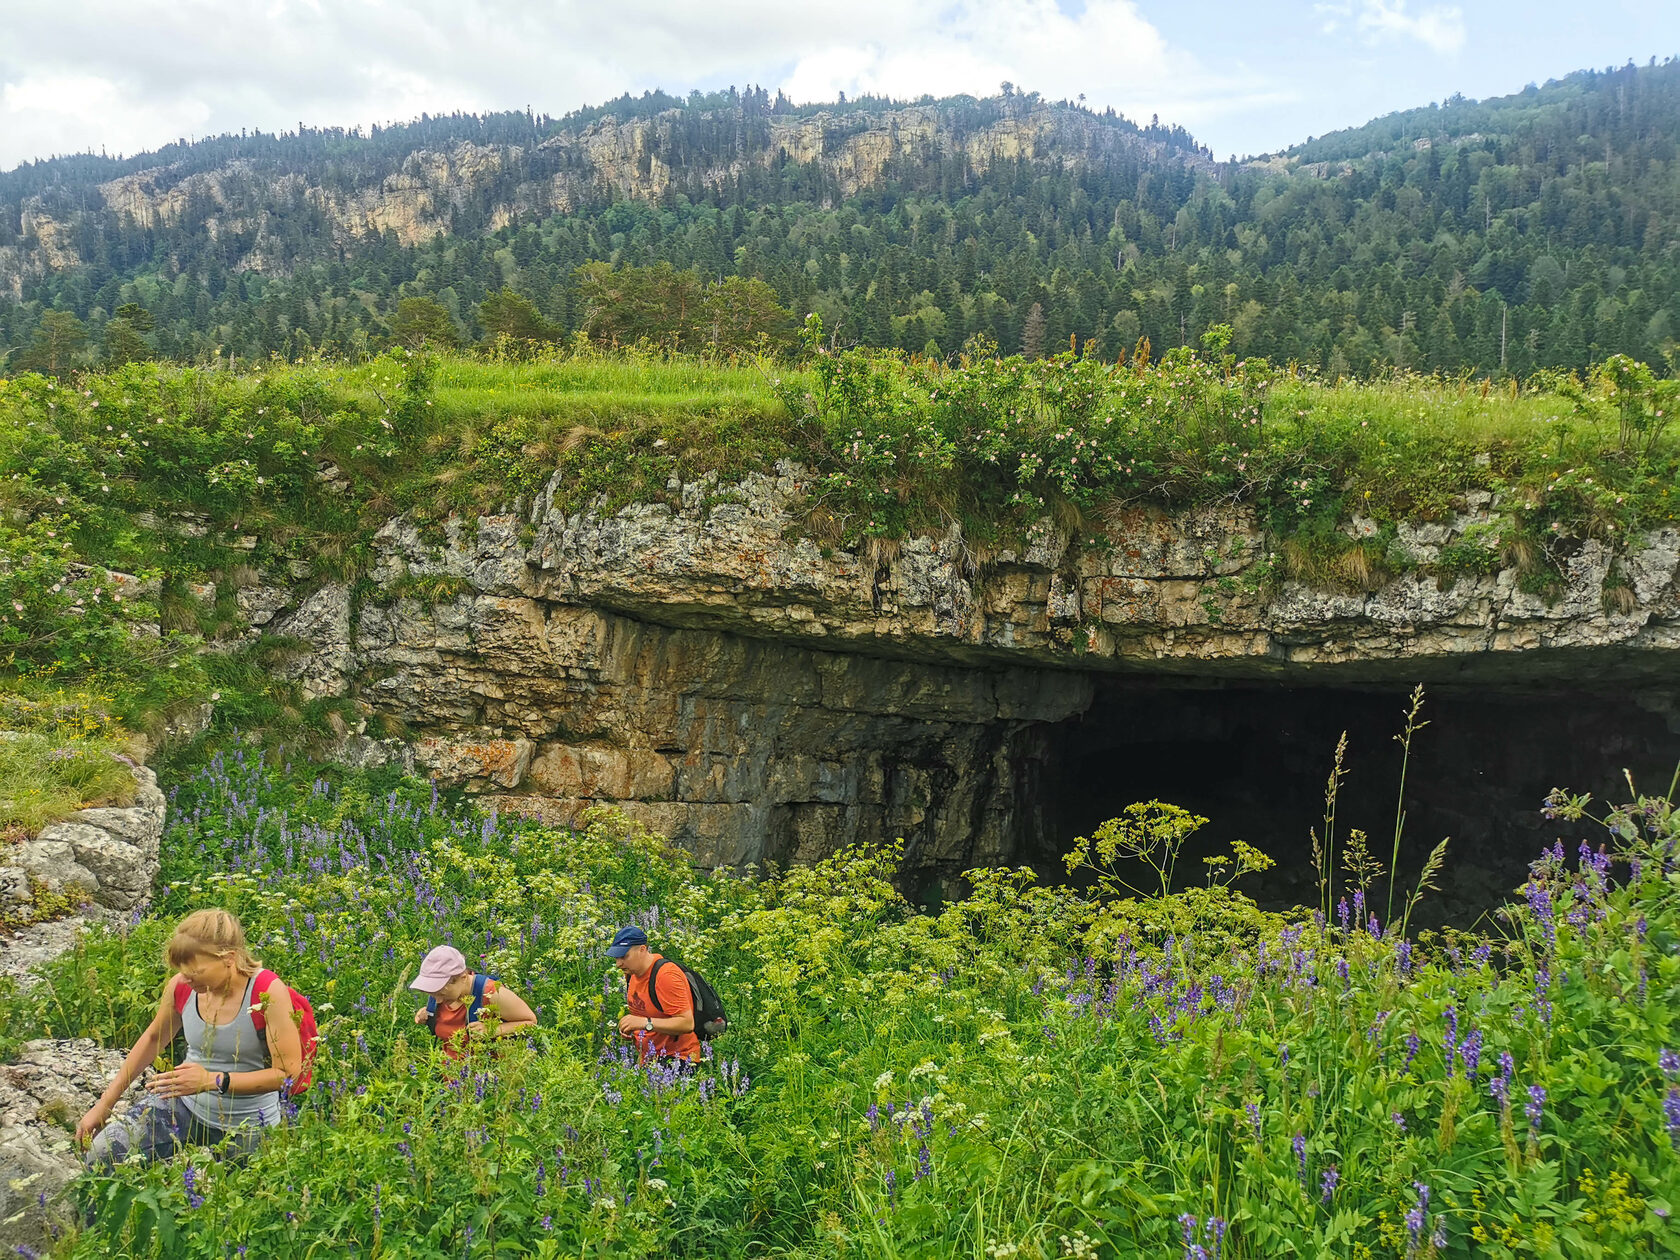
(249, 463, 1680, 882)
(1, 762, 167, 918)
(3, 103, 1199, 290)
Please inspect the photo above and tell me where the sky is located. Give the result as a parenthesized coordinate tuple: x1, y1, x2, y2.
(1, 0, 1677, 173)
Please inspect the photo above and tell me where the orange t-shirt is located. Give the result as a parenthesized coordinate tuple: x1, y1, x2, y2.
(626, 956, 700, 1061)
(432, 978, 500, 1059)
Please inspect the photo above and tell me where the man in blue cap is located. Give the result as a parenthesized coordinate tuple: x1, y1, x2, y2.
(607, 926, 698, 1062)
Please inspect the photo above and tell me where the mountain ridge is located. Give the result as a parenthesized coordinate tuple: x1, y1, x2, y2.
(1, 62, 1676, 374)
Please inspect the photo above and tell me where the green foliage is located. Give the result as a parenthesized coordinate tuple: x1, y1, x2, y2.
(0, 730, 137, 833)
(575, 262, 794, 356)
(17, 752, 1679, 1257)
(390, 297, 459, 350)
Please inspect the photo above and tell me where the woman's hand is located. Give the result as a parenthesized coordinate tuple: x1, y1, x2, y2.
(74, 1101, 111, 1148)
(150, 1062, 214, 1099)
(414, 1005, 430, 1026)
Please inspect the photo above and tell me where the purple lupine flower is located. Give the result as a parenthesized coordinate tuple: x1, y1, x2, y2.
(1293, 1132, 1307, 1186)
(1245, 1102, 1261, 1140)
(1665, 1088, 1680, 1151)
(1661, 1050, 1679, 1078)
(1367, 913, 1381, 938)
(1320, 1165, 1339, 1203)
(1405, 1182, 1430, 1257)
(1392, 1111, 1406, 1133)
(915, 1144, 933, 1181)
(183, 1164, 204, 1210)
(1403, 1033, 1421, 1073)
(1208, 1216, 1227, 1260)
(1527, 1084, 1546, 1140)
(1431, 1219, 1448, 1249)
(1180, 1212, 1198, 1250)
(1396, 940, 1413, 976)
(1337, 898, 1350, 931)
(1458, 1028, 1483, 1080)
(1280, 1044, 1289, 1067)
(1525, 879, 1557, 947)
(1443, 1006, 1458, 1076)
(1336, 956, 1350, 986)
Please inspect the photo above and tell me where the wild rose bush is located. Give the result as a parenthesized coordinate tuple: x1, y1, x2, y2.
(20, 752, 1680, 1257)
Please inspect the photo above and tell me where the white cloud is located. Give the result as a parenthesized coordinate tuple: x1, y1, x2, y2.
(1355, 0, 1466, 55)
(0, 0, 1275, 170)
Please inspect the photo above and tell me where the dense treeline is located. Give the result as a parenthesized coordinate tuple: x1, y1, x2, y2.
(1, 62, 1677, 376)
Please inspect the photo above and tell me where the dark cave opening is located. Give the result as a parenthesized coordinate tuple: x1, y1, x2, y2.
(1023, 680, 1680, 929)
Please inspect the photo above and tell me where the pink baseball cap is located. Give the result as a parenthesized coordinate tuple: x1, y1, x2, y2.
(410, 945, 467, 993)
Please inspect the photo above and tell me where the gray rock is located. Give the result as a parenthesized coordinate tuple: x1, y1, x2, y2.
(235, 586, 290, 627)
(7, 764, 165, 914)
(0, 1038, 140, 1255)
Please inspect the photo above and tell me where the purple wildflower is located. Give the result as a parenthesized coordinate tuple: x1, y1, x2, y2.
(1527, 1084, 1546, 1140)
(1458, 1028, 1483, 1080)
(1405, 1182, 1430, 1257)
(183, 1164, 204, 1210)
(1666, 1088, 1680, 1151)
(1392, 1111, 1406, 1133)
(1320, 1165, 1339, 1203)
(1293, 1132, 1307, 1186)
(1208, 1216, 1227, 1260)
(1245, 1102, 1261, 1140)
(1661, 1049, 1679, 1078)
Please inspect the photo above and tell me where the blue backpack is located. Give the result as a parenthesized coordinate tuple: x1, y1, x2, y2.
(426, 973, 497, 1035)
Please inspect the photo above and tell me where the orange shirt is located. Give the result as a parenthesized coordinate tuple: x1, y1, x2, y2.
(432, 978, 500, 1059)
(626, 956, 700, 1062)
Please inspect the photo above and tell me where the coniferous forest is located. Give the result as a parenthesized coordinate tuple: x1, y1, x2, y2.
(1, 60, 1678, 375)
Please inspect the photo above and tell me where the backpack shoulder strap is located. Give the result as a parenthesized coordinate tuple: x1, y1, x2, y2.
(248, 969, 280, 1033)
(468, 973, 491, 1021)
(172, 978, 193, 1014)
(645, 958, 668, 1015)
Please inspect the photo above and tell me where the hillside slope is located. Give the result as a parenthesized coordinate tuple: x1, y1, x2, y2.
(1, 63, 1677, 374)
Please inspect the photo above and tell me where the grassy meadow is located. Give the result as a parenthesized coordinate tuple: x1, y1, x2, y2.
(2, 747, 1671, 1257)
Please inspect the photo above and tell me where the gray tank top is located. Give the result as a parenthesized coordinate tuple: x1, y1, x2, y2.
(179, 971, 281, 1129)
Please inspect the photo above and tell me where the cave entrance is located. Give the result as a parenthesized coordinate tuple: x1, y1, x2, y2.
(1026, 680, 1680, 930)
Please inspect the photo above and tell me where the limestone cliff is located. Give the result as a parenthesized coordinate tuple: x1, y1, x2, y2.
(2, 103, 1200, 280)
(232, 463, 1680, 884)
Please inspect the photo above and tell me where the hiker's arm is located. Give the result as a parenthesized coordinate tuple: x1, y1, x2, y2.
(616, 1007, 695, 1036)
(76, 977, 181, 1144)
(480, 986, 537, 1037)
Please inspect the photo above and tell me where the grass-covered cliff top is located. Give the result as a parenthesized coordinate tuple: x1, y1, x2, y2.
(1, 336, 1677, 742)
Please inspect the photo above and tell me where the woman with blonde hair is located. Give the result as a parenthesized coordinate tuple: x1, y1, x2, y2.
(77, 908, 306, 1166)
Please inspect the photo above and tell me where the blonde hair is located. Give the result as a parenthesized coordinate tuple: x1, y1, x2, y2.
(165, 908, 260, 974)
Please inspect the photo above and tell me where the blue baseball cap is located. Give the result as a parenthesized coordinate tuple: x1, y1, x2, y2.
(606, 926, 647, 957)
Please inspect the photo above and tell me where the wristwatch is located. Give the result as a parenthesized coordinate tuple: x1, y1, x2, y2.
(644, 1017, 654, 1033)
(217, 1072, 231, 1095)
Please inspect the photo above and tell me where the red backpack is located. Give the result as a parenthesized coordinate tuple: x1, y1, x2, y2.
(173, 969, 320, 1096)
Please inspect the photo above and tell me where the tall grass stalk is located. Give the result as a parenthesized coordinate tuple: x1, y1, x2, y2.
(1385, 685, 1429, 927)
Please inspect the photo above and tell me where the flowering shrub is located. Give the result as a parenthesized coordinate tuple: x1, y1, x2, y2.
(7, 750, 1669, 1256)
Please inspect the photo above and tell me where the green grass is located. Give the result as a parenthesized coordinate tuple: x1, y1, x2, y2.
(0, 729, 137, 834)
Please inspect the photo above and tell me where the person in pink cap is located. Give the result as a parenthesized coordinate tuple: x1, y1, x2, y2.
(409, 945, 537, 1058)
